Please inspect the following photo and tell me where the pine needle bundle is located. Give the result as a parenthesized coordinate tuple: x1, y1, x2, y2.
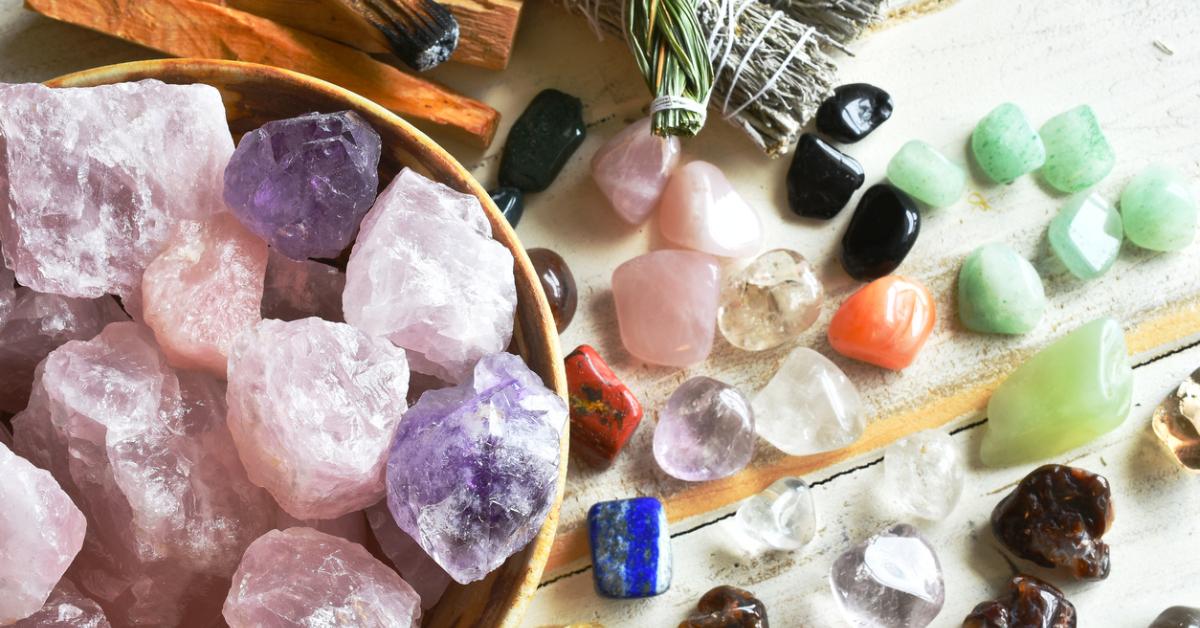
(626, 0, 714, 137)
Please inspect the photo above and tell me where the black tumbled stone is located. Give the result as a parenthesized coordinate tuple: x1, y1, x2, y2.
(786, 133, 865, 219)
(490, 186, 524, 227)
(499, 89, 586, 192)
(816, 83, 894, 144)
(840, 184, 920, 281)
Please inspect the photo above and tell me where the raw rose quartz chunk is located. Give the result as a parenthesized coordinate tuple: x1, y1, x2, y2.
(658, 161, 764, 258)
(612, 249, 721, 367)
(0, 263, 14, 322)
(344, 168, 516, 383)
(227, 318, 410, 519)
(142, 213, 267, 376)
(262, 248, 345, 322)
(12, 322, 275, 626)
(223, 527, 421, 627)
(386, 353, 567, 583)
(0, 80, 232, 298)
(0, 442, 86, 625)
(12, 579, 110, 628)
(276, 509, 371, 547)
(591, 117, 681, 224)
(366, 501, 451, 610)
(0, 274, 127, 413)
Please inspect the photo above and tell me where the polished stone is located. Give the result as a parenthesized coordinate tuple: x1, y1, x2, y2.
(679, 585, 769, 628)
(718, 249, 824, 351)
(731, 477, 817, 552)
(982, 318, 1132, 467)
(527, 247, 577, 333)
(566, 345, 644, 467)
(887, 140, 966, 208)
(971, 103, 1046, 183)
(962, 575, 1076, 628)
(840, 184, 921, 280)
(1049, 192, 1124, 280)
(753, 347, 864, 455)
(591, 116, 681, 225)
(828, 275, 936, 370)
(883, 430, 965, 520)
(815, 83, 894, 143)
(490, 186, 525, 227)
(786, 133, 865, 219)
(1151, 367, 1200, 471)
(1119, 165, 1198, 252)
(588, 497, 671, 598)
(653, 377, 755, 482)
(1151, 607, 1200, 628)
(957, 242, 1046, 334)
(829, 524, 945, 628)
(612, 250, 721, 367)
(1039, 105, 1115, 193)
(499, 89, 586, 192)
(659, 161, 764, 258)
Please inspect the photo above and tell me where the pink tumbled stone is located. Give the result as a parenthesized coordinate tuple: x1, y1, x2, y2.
(0, 81, 232, 298)
(658, 161, 764, 258)
(591, 117, 682, 225)
(12, 322, 275, 626)
(223, 527, 421, 627)
(12, 579, 110, 628)
(0, 442, 86, 624)
(227, 318, 410, 520)
(612, 249, 721, 367)
(261, 248, 345, 322)
(142, 213, 267, 377)
(366, 501, 451, 610)
(343, 168, 516, 383)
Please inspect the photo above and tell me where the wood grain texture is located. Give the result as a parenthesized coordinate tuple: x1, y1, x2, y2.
(25, 0, 500, 144)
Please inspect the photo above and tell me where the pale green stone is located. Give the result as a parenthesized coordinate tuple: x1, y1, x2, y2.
(981, 317, 1132, 467)
(957, 243, 1045, 334)
(971, 103, 1045, 183)
(1038, 105, 1115, 193)
(1048, 192, 1123, 279)
(886, 140, 966, 208)
(1119, 165, 1198, 251)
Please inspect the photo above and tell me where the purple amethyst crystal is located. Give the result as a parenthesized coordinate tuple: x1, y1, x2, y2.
(223, 111, 382, 260)
(385, 352, 567, 584)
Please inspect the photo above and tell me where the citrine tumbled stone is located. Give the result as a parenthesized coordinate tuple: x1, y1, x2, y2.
(886, 140, 966, 208)
(1039, 105, 1115, 193)
(971, 103, 1046, 184)
(827, 275, 936, 370)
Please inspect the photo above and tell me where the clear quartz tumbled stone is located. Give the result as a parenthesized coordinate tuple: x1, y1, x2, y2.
(730, 477, 817, 552)
(753, 347, 865, 456)
(883, 430, 965, 520)
(718, 249, 824, 352)
(830, 523, 945, 628)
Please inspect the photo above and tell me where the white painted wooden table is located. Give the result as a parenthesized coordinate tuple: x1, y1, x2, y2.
(7, 0, 1200, 625)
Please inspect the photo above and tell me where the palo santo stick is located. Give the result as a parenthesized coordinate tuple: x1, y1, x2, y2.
(213, 0, 523, 70)
(26, 0, 500, 145)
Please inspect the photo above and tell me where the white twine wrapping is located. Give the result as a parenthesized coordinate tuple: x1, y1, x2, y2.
(649, 95, 709, 125)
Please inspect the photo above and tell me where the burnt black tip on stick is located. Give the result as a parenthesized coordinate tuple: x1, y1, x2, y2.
(341, 0, 460, 72)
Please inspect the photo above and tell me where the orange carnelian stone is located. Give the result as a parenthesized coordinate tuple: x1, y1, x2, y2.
(827, 275, 936, 370)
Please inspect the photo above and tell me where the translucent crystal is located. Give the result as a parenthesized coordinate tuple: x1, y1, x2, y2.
(829, 524, 945, 628)
(753, 347, 865, 456)
(611, 249, 721, 367)
(883, 430, 965, 520)
(261, 248, 345, 322)
(718, 249, 824, 351)
(591, 117, 681, 225)
(11, 579, 110, 628)
(658, 161, 764, 258)
(366, 501, 451, 610)
(1048, 192, 1124, 280)
(652, 376, 755, 482)
(1152, 367, 1200, 470)
(731, 477, 816, 552)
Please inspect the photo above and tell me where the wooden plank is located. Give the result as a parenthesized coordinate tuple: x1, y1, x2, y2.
(25, 0, 500, 145)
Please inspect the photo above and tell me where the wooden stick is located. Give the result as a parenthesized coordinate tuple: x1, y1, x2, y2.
(211, 0, 523, 70)
(26, 0, 500, 145)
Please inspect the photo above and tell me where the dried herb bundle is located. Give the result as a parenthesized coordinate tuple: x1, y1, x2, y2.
(625, 0, 714, 137)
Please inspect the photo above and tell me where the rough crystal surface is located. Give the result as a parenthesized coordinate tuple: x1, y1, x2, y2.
(972, 103, 1046, 184)
(1039, 105, 1115, 193)
(731, 477, 816, 552)
(261, 248, 345, 322)
(386, 352, 567, 583)
(1152, 367, 1200, 470)
(883, 430, 965, 520)
(958, 243, 1046, 335)
(223, 527, 420, 627)
(344, 168, 516, 383)
(0, 441, 87, 625)
(887, 140, 966, 208)
(142, 213, 267, 376)
(1119, 165, 1198, 252)
(366, 501, 451, 610)
(658, 161, 763, 258)
(828, 275, 937, 371)
(612, 249, 720, 367)
(12, 322, 275, 626)
(829, 524, 945, 628)
(653, 376, 755, 482)
(680, 585, 769, 628)
(0, 80, 231, 298)
(223, 111, 382, 260)
(962, 575, 1075, 628)
(719, 249, 823, 352)
(1048, 192, 1123, 280)
(753, 347, 864, 455)
(592, 117, 681, 225)
(227, 318, 410, 520)
(12, 579, 111, 628)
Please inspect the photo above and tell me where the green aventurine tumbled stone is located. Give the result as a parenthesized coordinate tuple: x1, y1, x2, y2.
(971, 103, 1046, 183)
(1048, 192, 1123, 279)
(981, 318, 1132, 467)
(1039, 105, 1115, 193)
(499, 89, 586, 192)
(886, 140, 966, 208)
(958, 243, 1046, 334)
(1119, 165, 1198, 252)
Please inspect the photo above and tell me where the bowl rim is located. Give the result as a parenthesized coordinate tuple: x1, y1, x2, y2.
(47, 58, 568, 628)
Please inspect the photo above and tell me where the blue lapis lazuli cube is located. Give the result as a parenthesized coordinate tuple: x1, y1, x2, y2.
(587, 496, 671, 598)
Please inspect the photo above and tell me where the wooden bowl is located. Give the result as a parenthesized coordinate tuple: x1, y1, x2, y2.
(48, 58, 567, 628)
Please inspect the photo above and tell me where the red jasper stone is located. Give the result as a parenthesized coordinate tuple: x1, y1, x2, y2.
(566, 345, 644, 466)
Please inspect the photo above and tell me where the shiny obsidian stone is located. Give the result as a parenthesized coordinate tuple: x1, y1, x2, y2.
(499, 89, 586, 192)
(490, 186, 524, 227)
(816, 83, 894, 144)
(786, 133, 865, 219)
(839, 184, 920, 281)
